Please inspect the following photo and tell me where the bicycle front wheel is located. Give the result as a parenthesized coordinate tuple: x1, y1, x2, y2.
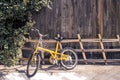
(61, 48, 78, 70)
(26, 53, 41, 77)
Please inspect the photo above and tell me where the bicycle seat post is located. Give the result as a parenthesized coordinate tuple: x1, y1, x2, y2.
(57, 34, 60, 38)
(57, 34, 63, 49)
(39, 36, 43, 47)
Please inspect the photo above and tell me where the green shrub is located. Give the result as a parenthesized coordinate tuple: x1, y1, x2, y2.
(0, 0, 51, 66)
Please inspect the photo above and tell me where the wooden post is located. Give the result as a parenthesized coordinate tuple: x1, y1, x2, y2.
(77, 34, 87, 64)
(98, 34, 107, 64)
(116, 35, 120, 45)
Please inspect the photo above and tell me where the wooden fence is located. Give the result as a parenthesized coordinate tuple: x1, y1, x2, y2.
(33, 0, 120, 38)
(21, 34, 120, 64)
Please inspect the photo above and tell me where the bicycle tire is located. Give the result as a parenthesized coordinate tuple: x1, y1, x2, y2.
(60, 47, 78, 70)
(26, 53, 41, 77)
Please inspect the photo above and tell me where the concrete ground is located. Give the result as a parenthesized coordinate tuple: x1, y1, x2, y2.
(0, 64, 120, 80)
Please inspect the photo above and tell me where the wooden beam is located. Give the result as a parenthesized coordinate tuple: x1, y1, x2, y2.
(28, 38, 120, 43)
(77, 34, 87, 64)
(98, 34, 107, 64)
(75, 49, 120, 52)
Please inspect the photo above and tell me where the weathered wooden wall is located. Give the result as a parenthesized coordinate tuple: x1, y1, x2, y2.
(32, 0, 120, 39)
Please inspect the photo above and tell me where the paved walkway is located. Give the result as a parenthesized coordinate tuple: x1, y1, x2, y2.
(0, 64, 120, 80)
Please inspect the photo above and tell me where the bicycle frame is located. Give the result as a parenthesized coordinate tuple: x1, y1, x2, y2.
(36, 41, 60, 55)
(32, 39, 68, 63)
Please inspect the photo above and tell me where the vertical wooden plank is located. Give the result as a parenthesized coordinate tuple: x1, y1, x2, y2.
(98, 0, 104, 35)
(77, 34, 87, 64)
(52, 0, 56, 37)
(92, 0, 98, 37)
(55, 0, 62, 35)
(116, 3, 119, 35)
(98, 34, 107, 64)
(118, 1, 120, 35)
(67, 0, 73, 38)
(61, 0, 67, 37)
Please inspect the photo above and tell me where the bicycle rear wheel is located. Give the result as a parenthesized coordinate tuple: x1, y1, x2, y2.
(60, 48, 78, 70)
(26, 53, 41, 77)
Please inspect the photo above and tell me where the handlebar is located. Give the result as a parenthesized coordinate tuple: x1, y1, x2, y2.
(30, 28, 63, 41)
(31, 28, 48, 37)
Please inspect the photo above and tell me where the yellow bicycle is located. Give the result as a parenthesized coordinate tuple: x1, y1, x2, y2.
(26, 28, 78, 77)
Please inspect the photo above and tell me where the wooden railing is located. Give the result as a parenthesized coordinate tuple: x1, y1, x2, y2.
(22, 34, 120, 64)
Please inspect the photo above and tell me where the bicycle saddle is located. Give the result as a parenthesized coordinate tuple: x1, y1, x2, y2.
(54, 36, 63, 42)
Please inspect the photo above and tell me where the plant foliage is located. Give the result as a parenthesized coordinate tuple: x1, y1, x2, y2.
(0, 0, 51, 66)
